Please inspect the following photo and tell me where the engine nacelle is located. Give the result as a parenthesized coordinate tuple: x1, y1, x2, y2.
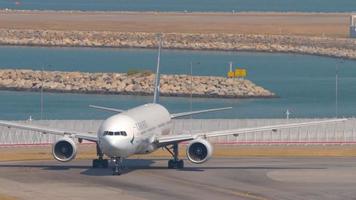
(186, 139, 213, 164)
(52, 137, 77, 162)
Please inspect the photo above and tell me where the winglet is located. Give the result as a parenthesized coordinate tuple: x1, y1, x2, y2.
(153, 35, 162, 104)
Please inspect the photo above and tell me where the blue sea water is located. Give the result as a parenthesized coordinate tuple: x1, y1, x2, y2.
(0, 46, 355, 120)
(0, 0, 356, 12)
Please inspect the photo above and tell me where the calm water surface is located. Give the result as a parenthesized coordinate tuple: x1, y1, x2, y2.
(0, 46, 355, 120)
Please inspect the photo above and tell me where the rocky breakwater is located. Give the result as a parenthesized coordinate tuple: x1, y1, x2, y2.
(1, 29, 356, 60)
(0, 69, 275, 98)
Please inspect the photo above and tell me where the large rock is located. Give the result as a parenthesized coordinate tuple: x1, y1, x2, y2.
(0, 69, 276, 98)
(0, 29, 356, 60)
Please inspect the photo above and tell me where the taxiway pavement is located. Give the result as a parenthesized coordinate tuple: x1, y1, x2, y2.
(0, 157, 355, 200)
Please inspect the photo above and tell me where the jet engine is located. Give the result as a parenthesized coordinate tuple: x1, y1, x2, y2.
(186, 139, 213, 164)
(52, 137, 77, 162)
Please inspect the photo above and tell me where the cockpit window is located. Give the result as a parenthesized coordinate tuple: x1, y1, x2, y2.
(103, 131, 114, 136)
(104, 131, 127, 136)
(115, 131, 127, 136)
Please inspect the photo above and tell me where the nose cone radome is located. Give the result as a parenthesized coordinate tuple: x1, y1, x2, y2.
(101, 136, 132, 157)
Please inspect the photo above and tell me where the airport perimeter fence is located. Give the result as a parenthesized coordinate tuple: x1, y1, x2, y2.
(0, 118, 356, 147)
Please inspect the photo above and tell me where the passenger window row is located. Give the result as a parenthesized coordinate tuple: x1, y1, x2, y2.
(103, 131, 127, 136)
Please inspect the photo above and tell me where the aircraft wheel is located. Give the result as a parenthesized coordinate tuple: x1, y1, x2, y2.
(102, 159, 109, 168)
(112, 167, 121, 176)
(92, 159, 99, 168)
(177, 160, 184, 169)
(168, 159, 184, 169)
(168, 159, 174, 169)
(92, 159, 109, 168)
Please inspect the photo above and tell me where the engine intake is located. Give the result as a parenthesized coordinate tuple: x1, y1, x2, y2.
(52, 138, 77, 162)
(186, 139, 213, 164)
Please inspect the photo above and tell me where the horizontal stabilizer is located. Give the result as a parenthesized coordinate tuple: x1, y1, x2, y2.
(171, 107, 232, 119)
(89, 105, 125, 113)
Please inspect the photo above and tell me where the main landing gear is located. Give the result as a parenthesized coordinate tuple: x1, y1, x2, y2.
(165, 143, 184, 169)
(92, 143, 109, 168)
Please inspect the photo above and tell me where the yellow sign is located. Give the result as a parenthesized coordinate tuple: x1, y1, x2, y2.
(227, 71, 235, 78)
(235, 69, 247, 78)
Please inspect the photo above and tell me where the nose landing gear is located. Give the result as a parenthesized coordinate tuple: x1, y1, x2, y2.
(91, 143, 124, 175)
(112, 157, 123, 175)
(165, 143, 184, 169)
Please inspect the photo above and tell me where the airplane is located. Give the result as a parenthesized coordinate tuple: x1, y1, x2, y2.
(0, 40, 347, 175)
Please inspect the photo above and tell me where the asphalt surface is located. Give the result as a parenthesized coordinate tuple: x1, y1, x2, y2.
(0, 157, 355, 200)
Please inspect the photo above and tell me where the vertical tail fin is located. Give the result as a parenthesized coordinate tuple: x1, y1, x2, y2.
(153, 36, 162, 104)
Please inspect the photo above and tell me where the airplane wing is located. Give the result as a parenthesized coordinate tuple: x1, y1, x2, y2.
(0, 120, 98, 142)
(171, 107, 232, 119)
(157, 118, 347, 145)
(89, 105, 125, 113)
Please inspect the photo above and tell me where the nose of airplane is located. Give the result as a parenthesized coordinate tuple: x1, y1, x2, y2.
(101, 136, 132, 157)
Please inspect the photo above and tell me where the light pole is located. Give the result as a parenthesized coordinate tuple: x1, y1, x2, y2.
(335, 62, 338, 118)
(189, 62, 200, 115)
(335, 59, 344, 118)
(40, 65, 50, 120)
(190, 62, 193, 116)
(40, 66, 44, 120)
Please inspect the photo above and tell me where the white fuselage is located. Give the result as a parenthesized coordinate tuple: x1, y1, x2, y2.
(97, 103, 172, 158)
